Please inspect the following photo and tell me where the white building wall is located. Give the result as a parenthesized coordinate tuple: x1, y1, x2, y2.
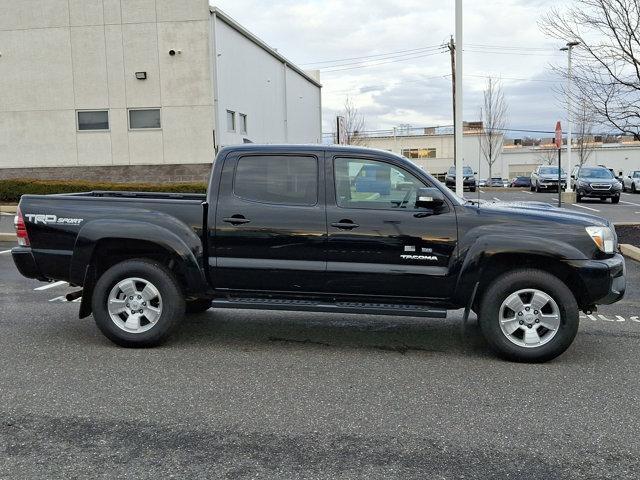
(285, 67, 322, 144)
(213, 17, 287, 146)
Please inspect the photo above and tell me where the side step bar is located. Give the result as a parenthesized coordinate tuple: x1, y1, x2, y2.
(211, 298, 447, 318)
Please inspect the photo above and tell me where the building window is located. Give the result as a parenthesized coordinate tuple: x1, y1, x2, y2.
(129, 109, 161, 129)
(239, 113, 247, 134)
(234, 155, 318, 206)
(401, 148, 436, 159)
(77, 110, 109, 131)
(227, 110, 236, 132)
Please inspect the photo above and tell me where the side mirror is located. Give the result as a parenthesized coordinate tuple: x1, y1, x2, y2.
(571, 174, 575, 179)
(474, 171, 478, 175)
(416, 187, 445, 209)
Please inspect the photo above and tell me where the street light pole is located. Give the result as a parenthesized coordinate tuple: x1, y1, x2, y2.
(454, 0, 463, 196)
(560, 41, 579, 191)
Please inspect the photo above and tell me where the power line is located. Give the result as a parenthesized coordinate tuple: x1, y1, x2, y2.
(300, 45, 444, 66)
(321, 51, 447, 73)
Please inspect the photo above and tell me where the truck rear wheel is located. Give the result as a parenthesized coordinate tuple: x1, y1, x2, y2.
(478, 269, 579, 362)
(91, 259, 185, 347)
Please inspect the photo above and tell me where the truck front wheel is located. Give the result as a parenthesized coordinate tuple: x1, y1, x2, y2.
(91, 259, 185, 347)
(478, 269, 579, 362)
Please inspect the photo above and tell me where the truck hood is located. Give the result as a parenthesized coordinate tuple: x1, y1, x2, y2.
(475, 200, 610, 227)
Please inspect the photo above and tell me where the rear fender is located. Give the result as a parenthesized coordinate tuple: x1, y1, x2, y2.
(70, 218, 207, 294)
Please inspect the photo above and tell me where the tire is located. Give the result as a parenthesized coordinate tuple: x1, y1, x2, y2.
(535, 183, 541, 193)
(576, 193, 582, 202)
(470, 187, 476, 193)
(91, 259, 185, 347)
(478, 269, 579, 362)
(186, 298, 212, 314)
(622, 184, 626, 192)
(530, 184, 535, 192)
(633, 184, 636, 194)
(612, 195, 620, 204)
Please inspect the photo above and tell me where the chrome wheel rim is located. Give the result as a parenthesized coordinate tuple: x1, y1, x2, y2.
(107, 277, 162, 334)
(498, 288, 561, 348)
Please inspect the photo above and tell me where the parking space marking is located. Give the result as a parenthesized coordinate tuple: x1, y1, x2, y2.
(580, 314, 640, 322)
(620, 200, 640, 207)
(479, 190, 485, 193)
(34, 281, 68, 291)
(571, 204, 600, 212)
(493, 197, 501, 202)
(525, 191, 533, 195)
(0, 249, 11, 255)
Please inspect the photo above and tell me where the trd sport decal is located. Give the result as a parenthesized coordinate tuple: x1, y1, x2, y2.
(25, 214, 84, 225)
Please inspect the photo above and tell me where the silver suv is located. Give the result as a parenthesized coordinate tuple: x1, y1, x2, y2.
(530, 165, 568, 192)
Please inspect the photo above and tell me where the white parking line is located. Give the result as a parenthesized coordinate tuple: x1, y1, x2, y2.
(34, 281, 68, 291)
(0, 249, 11, 255)
(48, 296, 67, 303)
(622, 192, 632, 196)
(571, 203, 600, 212)
(620, 200, 640, 207)
(493, 197, 501, 202)
(526, 191, 534, 195)
(479, 190, 485, 193)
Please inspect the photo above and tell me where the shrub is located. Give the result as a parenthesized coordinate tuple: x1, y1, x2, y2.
(0, 179, 207, 203)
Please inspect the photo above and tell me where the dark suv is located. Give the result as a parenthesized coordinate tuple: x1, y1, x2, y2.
(574, 166, 622, 203)
(445, 166, 476, 192)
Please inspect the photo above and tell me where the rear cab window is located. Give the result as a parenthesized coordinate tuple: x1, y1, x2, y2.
(234, 155, 318, 206)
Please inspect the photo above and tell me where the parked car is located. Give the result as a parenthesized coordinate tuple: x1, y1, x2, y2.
(530, 165, 568, 192)
(510, 176, 532, 188)
(622, 170, 640, 193)
(479, 179, 487, 187)
(574, 166, 622, 203)
(445, 166, 477, 192)
(11, 144, 625, 362)
(485, 177, 505, 187)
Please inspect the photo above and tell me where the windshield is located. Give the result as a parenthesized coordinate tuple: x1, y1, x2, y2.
(580, 168, 614, 179)
(539, 167, 566, 175)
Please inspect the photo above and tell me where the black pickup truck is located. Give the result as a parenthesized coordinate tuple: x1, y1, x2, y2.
(12, 145, 625, 362)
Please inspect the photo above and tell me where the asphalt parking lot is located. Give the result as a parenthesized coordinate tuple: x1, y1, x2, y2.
(1, 242, 640, 479)
(472, 188, 640, 224)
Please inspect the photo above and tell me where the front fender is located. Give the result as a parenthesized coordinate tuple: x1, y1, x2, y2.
(70, 218, 207, 294)
(452, 233, 587, 305)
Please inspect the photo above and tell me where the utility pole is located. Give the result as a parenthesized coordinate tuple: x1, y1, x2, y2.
(560, 41, 580, 191)
(454, 0, 463, 196)
(448, 36, 457, 174)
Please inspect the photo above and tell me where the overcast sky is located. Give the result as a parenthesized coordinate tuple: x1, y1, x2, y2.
(212, 0, 572, 138)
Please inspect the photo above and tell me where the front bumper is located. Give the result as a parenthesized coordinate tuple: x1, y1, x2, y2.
(569, 253, 625, 306)
(538, 181, 567, 190)
(11, 247, 47, 281)
(577, 186, 621, 198)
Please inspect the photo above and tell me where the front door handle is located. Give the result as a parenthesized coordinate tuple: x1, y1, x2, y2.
(223, 215, 251, 225)
(331, 220, 359, 230)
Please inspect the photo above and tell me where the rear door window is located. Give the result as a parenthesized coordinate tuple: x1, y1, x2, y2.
(234, 155, 318, 206)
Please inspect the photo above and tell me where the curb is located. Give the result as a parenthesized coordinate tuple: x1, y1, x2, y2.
(0, 205, 17, 214)
(620, 244, 640, 262)
(0, 233, 16, 242)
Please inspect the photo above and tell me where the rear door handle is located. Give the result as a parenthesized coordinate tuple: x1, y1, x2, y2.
(331, 220, 359, 230)
(223, 215, 250, 225)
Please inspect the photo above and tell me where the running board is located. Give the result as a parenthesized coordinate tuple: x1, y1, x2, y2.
(211, 298, 447, 318)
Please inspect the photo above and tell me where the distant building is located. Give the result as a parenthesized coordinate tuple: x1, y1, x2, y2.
(0, 1, 322, 182)
(362, 123, 506, 180)
(362, 125, 640, 180)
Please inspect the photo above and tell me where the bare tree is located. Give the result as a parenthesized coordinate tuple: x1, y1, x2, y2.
(479, 77, 508, 181)
(335, 97, 366, 145)
(573, 96, 596, 167)
(536, 148, 558, 165)
(540, 0, 640, 140)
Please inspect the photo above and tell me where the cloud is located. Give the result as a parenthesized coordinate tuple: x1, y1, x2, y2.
(211, 0, 573, 136)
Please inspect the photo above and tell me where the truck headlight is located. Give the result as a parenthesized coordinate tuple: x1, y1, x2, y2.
(585, 226, 616, 254)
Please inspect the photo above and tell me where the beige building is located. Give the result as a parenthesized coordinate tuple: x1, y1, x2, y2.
(363, 128, 640, 180)
(0, 0, 322, 181)
(362, 125, 507, 180)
